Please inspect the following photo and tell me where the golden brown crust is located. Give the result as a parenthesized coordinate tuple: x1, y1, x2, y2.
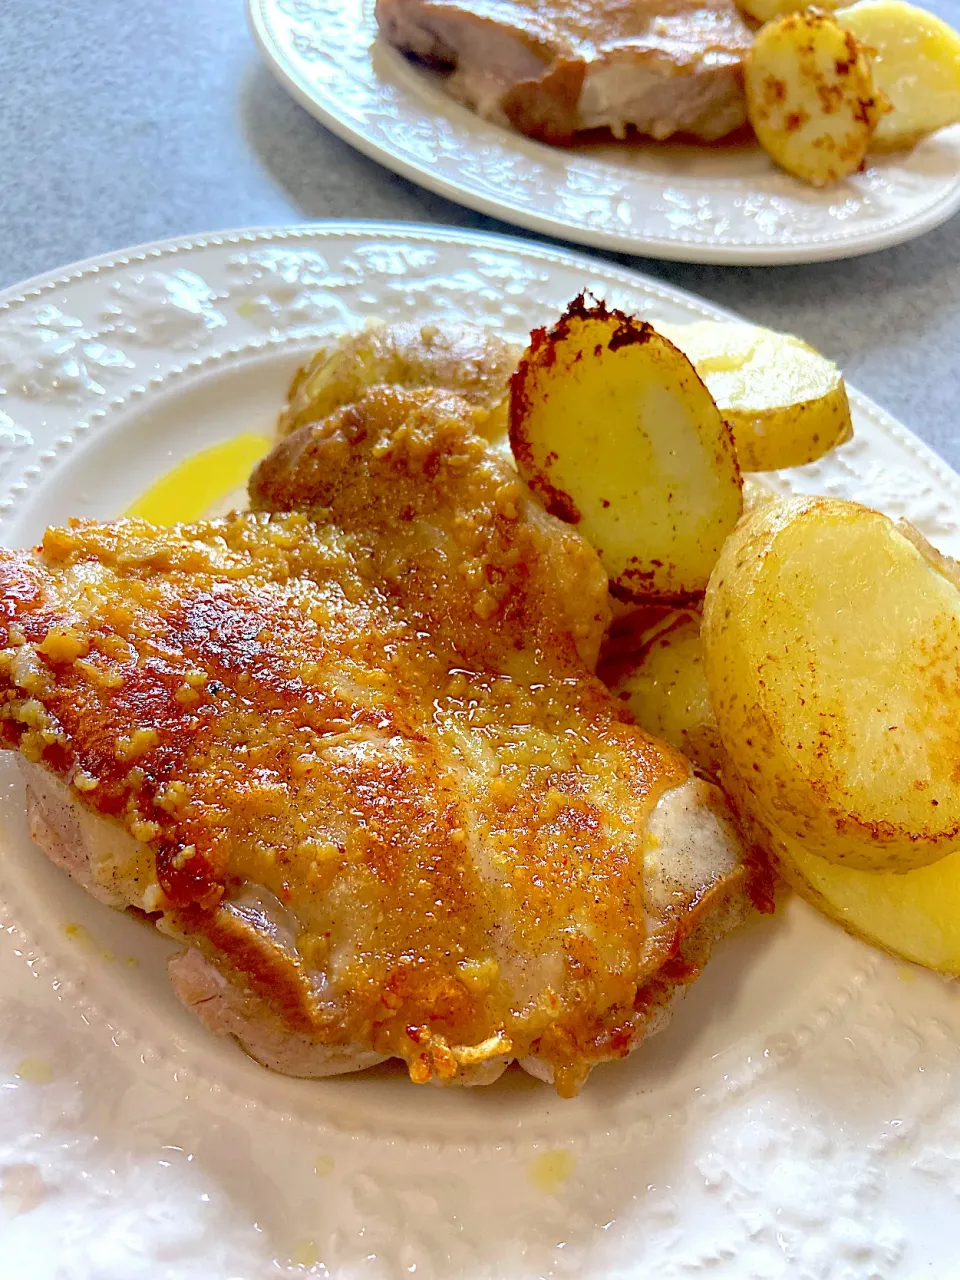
(502, 59, 587, 144)
(0, 388, 746, 1087)
(256, 386, 612, 669)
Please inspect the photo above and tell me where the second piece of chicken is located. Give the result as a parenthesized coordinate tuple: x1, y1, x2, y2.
(376, 0, 753, 143)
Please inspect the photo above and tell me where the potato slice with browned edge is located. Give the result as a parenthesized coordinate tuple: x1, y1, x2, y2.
(509, 297, 743, 604)
(725, 764, 960, 973)
(835, 1, 960, 151)
(703, 496, 960, 872)
(785, 829, 960, 973)
(745, 11, 884, 186)
(657, 320, 853, 472)
(278, 321, 521, 449)
(601, 610, 723, 780)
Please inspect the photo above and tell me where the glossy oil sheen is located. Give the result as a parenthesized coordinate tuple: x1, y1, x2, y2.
(125, 434, 273, 524)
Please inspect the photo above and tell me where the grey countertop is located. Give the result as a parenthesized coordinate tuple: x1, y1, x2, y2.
(2, 0, 959, 468)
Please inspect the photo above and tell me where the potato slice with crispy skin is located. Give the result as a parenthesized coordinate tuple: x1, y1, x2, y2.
(703, 496, 960, 872)
(509, 297, 742, 604)
(836, 0, 960, 151)
(745, 10, 884, 186)
(657, 320, 853, 472)
(601, 610, 723, 781)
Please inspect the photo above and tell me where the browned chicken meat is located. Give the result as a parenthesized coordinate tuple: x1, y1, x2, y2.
(376, 0, 753, 143)
(0, 387, 749, 1094)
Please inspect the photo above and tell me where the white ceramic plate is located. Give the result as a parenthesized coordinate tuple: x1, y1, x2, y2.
(248, 0, 960, 265)
(1, 224, 960, 1278)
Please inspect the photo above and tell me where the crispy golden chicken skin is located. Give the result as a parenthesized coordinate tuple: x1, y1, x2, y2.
(0, 388, 747, 1094)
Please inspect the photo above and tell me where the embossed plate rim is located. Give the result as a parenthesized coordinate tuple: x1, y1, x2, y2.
(1, 220, 958, 502)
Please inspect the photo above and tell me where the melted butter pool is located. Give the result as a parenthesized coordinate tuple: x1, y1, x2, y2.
(126, 433, 272, 523)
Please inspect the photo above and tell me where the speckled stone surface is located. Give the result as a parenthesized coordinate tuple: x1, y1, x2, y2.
(2, 0, 960, 468)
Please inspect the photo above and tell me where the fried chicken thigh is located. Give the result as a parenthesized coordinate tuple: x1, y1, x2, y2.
(278, 320, 521, 449)
(376, 0, 753, 144)
(0, 388, 747, 1094)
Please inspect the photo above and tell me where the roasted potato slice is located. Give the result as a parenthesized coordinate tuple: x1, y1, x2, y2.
(744, 11, 884, 186)
(601, 610, 723, 780)
(657, 320, 853, 472)
(836, 1, 960, 150)
(509, 298, 742, 604)
(785, 832, 960, 973)
(703, 496, 960, 872)
(727, 767, 960, 973)
(279, 321, 521, 448)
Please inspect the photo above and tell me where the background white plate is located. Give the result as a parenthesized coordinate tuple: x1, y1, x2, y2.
(248, 0, 960, 265)
(2, 225, 960, 1277)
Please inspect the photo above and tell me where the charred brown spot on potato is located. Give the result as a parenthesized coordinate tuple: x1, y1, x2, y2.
(854, 96, 880, 125)
(817, 83, 843, 113)
(744, 11, 880, 186)
(607, 318, 654, 352)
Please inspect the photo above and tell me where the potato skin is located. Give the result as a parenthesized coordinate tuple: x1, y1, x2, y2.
(510, 295, 742, 605)
(745, 11, 883, 186)
(726, 388, 852, 472)
(703, 496, 960, 873)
